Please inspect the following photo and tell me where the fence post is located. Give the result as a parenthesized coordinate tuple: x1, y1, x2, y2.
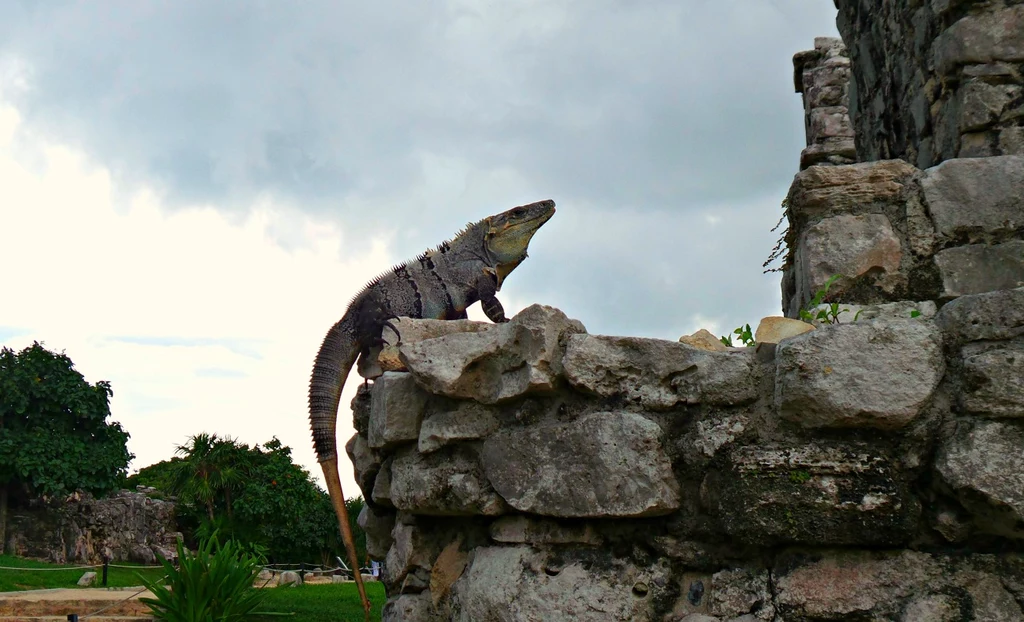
(102, 558, 109, 587)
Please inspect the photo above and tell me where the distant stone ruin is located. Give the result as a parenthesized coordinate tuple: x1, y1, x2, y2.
(5, 488, 180, 565)
(356, 4, 1024, 620)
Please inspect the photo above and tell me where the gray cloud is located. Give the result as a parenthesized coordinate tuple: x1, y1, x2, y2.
(0, 0, 838, 336)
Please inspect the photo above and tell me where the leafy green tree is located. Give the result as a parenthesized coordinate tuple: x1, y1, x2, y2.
(0, 342, 133, 553)
(145, 436, 357, 565)
(168, 433, 242, 522)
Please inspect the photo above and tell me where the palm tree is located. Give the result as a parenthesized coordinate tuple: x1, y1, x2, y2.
(169, 433, 243, 522)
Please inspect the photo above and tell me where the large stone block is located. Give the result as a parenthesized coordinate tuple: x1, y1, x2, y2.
(399, 304, 586, 404)
(961, 341, 1024, 418)
(345, 433, 381, 501)
(418, 402, 500, 454)
(480, 411, 680, 518)
(959, 82, 1020, 132)
(453, 546, 673, 622)
(936, 419, 1024, 538)
(563, 335, 757, 409)
(794, 213, 904, 299)
(774, 550, 943, 619)
(368, 372, 429, 449)
(381, 593, 440, 622)
(933, 5, 1024, 76)
(776, 319, 944, 429)
(389, 448, 506, 516)
(786, 160, 919, 217)
(703, 443, 918, 546)
(378, 317, 493, 373)
(934, 286, 1024, 343)
(921, 155, 1024, 243)
(357, 504, 396, 559)
(934, 241, 1024, 298)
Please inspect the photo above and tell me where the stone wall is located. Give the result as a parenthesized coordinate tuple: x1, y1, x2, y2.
(5, 488, 180, 565)
(834, 0, 1024, 167)
(351, 302, 1024, 621)
(349, 8, 1024, 619)
(779, 154, 1024, 318)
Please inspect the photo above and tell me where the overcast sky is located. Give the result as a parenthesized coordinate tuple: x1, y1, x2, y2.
(0, 1, 840, 496)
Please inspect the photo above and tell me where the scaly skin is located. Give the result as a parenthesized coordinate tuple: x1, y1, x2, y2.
(308, 199, 555, 620)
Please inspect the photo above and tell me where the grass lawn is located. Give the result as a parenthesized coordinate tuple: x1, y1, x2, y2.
(252, 582, 387, 622)
(0, 554, 168, 592)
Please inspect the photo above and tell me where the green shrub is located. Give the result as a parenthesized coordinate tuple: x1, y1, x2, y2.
(141, 534, 267, 621)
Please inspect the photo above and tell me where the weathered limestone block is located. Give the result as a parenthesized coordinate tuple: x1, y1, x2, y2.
(753, 317, 814, 345)
(385, 521, 435, 588)
(936, 419, 1024, 538)
(418, 402, 500, 454)
(774, 551, 942, 619)
(453, 546, 673, 622)
(563, 335, 757, 409)
(381, 593, 439, 622)
(934, 241, 1024, 298)
(77, 571, 97, 586)
(368, 372, 429, 449)
(961, 340, 1024, 418)
(399, 304, 586, 404)
(346, 433, 381, 501)
(921, 156, 1024, 243)
(959, 82, 1020, 132)
(379, 317, 493, 372)
(480, 411, 680, 518)
(774, 550, 1024, 621)
(278, 570, 302, 587)
(678, 328, 729, 352)
(358, 504, 396, 559)
(389, 448, 507, 516)
(796, 213, 904, 298)
(1002, 127, 1024, 155)
(689, 413, 748, 458)
(776, 319, 944, 429)
(703, 443, 918, 546)
(488, 515, 601, 546)
(934, 287, 1024, 343)
(708, 569, 774, 621)
(933, 5, 1024, 76)
(786, 160, 919, 217)
(372, 458, 394, 508)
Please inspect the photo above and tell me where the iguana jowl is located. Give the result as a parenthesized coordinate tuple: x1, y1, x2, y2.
(308, 199, 555, 620)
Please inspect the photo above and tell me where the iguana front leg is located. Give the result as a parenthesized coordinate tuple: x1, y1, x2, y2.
(476, 272, 509, 323)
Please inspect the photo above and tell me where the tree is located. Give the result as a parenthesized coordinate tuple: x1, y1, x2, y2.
(147, 436, 354, 565)
(0, 342, 133, 553)
(167, 433, 242, 522)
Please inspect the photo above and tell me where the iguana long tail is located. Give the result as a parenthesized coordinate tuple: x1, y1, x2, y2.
(308, 315, 371, 622)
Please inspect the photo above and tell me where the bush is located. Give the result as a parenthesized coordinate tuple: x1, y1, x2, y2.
(141, 534, 267, 622)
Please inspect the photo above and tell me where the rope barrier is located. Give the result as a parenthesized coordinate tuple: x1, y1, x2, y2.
(0, 564, 99, 571)
(0, 563, 164, 571)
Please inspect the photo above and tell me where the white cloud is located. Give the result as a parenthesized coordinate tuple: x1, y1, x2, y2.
(0, 100, 394, 496)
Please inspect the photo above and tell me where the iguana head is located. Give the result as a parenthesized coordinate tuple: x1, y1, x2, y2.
(485, 199, 555, 287)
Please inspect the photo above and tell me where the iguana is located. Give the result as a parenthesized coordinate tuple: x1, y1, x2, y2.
(308, 199, 556, 620)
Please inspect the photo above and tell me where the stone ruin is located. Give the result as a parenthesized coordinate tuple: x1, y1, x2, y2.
(351, 4, 1024, 620)
(5, 488, 180, 565)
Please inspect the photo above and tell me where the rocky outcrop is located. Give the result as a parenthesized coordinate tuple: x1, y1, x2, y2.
(352, 299, 1024, 621)
(5, 488, 180, 564)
